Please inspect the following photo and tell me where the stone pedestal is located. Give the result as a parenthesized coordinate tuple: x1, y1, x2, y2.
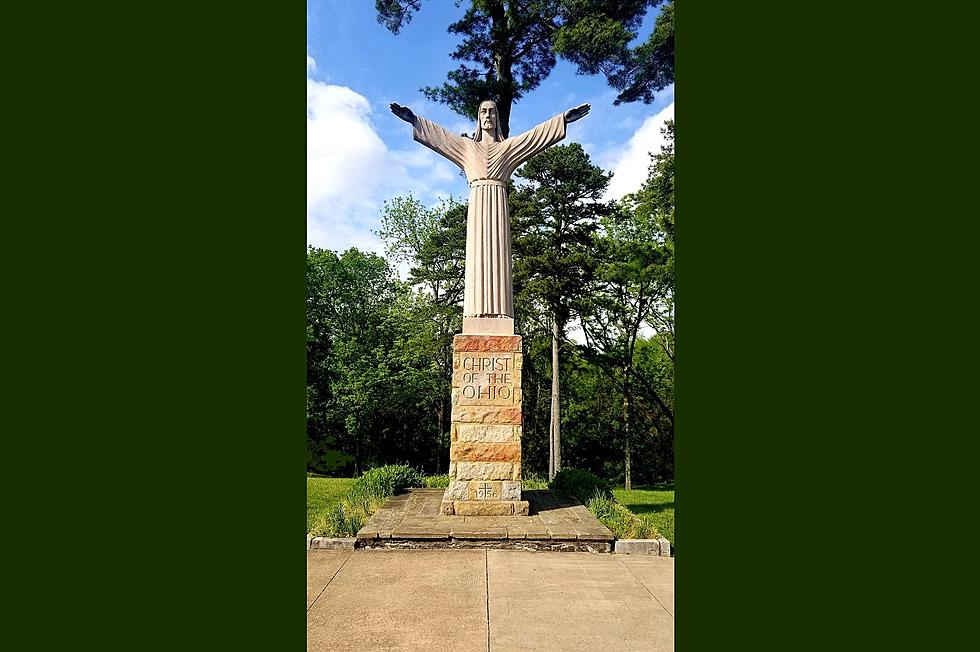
(441, 334, 528, 516)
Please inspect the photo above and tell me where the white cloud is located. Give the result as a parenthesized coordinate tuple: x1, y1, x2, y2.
(307, 57, 467, 259)
(603, 102, 674, 201)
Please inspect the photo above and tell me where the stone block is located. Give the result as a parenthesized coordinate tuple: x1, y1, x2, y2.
(657, 537, 671, 556)
(462, 316, 514, 335)
(453, 335, 522, 352)
(309, 537, 356, 550)
(452, 500, 514, 516)
(455, 461, 515, 480)
(451, 406, 522, 424)
(439, 500, 455, 515)
(451, 442, 522, 463)
(466, 480, 502, 500)
(444, 481, 468, 501)
(500, 481, 521, 501)
(456, 423, 518, 443)
(614, 539, 661, 555)
(512, 500, 529, 516)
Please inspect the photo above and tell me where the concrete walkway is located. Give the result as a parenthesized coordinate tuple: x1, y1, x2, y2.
(308, 548, 674, 651)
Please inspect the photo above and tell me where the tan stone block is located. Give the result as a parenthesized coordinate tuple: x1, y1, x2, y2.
(453, 334, 522, 352)
(451, 442, 522, 463)
(455, 424, 517, 443)
(450, 422, 459, 442)
(453, 500, 515, 516)
(444, 481, 468, 501)
(455, 462, 514, 480)
(455, 387, 519, 406)
(513, 500, 529, 516)
(452, 353, 517, 385)
(439, 500, 455, 515)
(512, 462, 521, 480)
(466, 480, 502, 500)
(451, 387, 461, 405)
(514, 425, 523, 441)
(513, 352, 523, 371)
(451, 406, 522, 424)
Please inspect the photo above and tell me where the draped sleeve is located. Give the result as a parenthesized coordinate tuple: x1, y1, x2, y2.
(501, 114, 567, 177)
(413, 116, 469, 171)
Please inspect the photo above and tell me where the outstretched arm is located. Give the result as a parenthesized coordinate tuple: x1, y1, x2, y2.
(563, 103, 591, 123)
(389, 102, 417, 126)
(392, 102, 468, 170)
(504, 105, 590, 174)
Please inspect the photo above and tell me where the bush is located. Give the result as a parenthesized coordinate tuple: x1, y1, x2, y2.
(312, 464, 423, 537)
(521, 471, 549, 490)
(550, 467, 612, 503)
(586, 491, 659, 540)
(423, 473, 450, 488)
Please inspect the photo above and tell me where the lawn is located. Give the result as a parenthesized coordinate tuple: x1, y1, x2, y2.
(612, 484, 675, 548)
(307, 477, 356, 534)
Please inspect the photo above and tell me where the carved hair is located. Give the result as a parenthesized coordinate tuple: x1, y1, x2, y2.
(472, 100, 504, 142)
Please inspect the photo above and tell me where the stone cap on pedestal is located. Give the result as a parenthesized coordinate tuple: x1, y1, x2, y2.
(462, 316, 514, 335)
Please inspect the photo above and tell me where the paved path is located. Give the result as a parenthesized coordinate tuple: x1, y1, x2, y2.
(356, 489, 615, 552)
(308, 548, 674, 651)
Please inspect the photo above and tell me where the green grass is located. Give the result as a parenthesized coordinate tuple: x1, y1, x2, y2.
(306, 477, 356, 535)
(612, 484, 675, 548)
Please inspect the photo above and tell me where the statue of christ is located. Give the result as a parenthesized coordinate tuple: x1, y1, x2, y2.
(390, 100, 590, 328)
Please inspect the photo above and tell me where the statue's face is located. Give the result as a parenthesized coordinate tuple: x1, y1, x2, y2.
(479, 103, 498, 131)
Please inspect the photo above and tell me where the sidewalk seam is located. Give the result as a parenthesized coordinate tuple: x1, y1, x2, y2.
(616, 556, 673, 618)
(307, 549, 353, 613)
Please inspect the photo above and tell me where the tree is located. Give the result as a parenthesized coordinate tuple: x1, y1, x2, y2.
(581, 120, 674, 489)
(375, 0, 675, 136)
(511, 143, 611, 479)
(376, 196, 467, 459)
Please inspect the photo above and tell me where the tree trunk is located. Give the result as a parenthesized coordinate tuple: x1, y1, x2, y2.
(623, 363, 632, 491)
(550, 315, 562, 479)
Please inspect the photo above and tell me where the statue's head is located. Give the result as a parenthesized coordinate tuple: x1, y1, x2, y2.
(473, 100, 504, 142)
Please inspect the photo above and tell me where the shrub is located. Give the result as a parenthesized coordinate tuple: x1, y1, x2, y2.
(521, 471, 549, 490)
(550, 467, 612, 503)
(423, 473, 450, 488)
(313, 464, 423, 537)
(586, 491, 659, 540)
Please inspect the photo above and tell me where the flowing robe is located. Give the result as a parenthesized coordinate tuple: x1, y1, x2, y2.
(413, 115, 566, 317)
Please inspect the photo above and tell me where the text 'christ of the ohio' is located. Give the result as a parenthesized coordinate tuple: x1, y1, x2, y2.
(460, 355, 514, 400)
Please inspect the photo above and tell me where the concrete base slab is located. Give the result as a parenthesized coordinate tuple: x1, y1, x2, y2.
(620, 555, 675, 617)
(487, 550, 674, 651)
(306, 550, 351, 610)
(306, 549, 488, 652)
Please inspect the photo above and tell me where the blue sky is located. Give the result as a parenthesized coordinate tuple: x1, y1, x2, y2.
(307, 0, 674, 257)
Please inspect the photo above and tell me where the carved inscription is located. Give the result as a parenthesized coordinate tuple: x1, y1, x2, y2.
(475, 482, 499, 500)
(457, 353, 518, 405)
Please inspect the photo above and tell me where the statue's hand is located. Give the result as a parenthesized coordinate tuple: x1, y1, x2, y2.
(390, 102, 417, 125)
(564, 103, 591, 123)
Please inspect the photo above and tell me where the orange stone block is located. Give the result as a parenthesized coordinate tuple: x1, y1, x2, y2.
(451, 442, 522, 463)
(453, 335, 522, 352)
(451, 405, 522, 425)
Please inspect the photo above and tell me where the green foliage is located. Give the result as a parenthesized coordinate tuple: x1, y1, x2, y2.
(422, 473, 450, 488)
(306, 477, 357, 535)
(550, 467, 612, 503)
(308, 465, 424, 537)
(375, 1, 673, 135)
(613, 484, 675, 547)
(586, 491, 659, 540)
(521, 471, 549, 490)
